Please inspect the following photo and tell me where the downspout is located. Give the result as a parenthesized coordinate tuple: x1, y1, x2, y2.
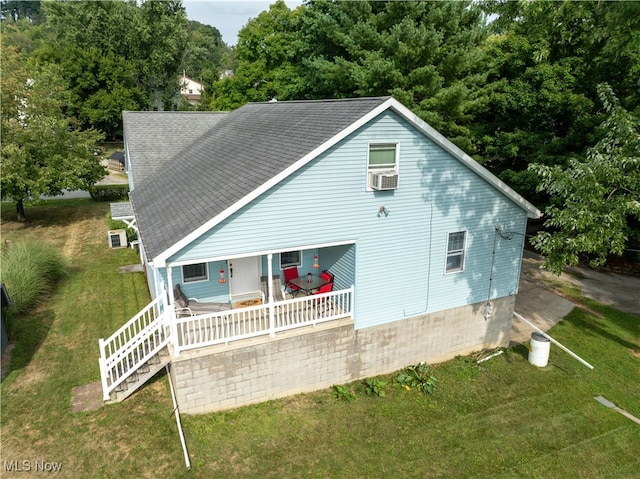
(483, 226, 500, 320)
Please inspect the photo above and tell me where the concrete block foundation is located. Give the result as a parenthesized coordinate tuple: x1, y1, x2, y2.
(170, 296, 515, 414)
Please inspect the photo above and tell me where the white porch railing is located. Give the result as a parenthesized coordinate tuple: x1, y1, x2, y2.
(98, 286, 354, 401)
(99, 295, 170, 401)
(174, 286, 354, 355)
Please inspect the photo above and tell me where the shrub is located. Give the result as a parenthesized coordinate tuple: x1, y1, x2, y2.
(332, 384, 356, 403)
(394, 363, 438, 395)
(1, 240, 68, 321)
(363, 378, 387, 397)
(88, 184, 129, 202)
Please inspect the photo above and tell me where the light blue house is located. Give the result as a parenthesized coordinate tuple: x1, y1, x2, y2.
(102, 97, 541, 413)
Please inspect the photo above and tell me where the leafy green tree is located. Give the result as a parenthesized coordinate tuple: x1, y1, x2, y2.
(32, 45, 146, 139)
(181, 20, 229, 83)
(210, 1, 488, 150)
(476, 0, 640, 201)
(36, 0, 188, 134)
(136, 0, 189, 109)
(208, 0, 301, 110)
(0, 47, 104, 221)
(1, 0, 42, 23)
(293, 0, 489, 151)
(530, 85, 640, 274)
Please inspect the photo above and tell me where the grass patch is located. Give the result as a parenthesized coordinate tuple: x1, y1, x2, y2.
(1, 200, 639, 478)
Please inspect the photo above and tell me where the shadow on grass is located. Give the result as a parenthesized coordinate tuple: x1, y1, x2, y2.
(4, 308, 56, 377)
(1, 198, 106, 230)
(568, 306, 640, 354)
(508, 343, 531, 363)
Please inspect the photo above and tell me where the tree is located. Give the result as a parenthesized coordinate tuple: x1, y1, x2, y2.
(529, 84, 640, 274)
(208, 0, 301, 110)
(181, 20, 230, 86)
(475, 0, 640, 201)
(294, 0, 489, 151)
(209, 1, 489, 151)
(36, 0, 188, 134)
(31, 44, 146, 139)
(0, 47, 104, 221)
(1, 0, 42, 23)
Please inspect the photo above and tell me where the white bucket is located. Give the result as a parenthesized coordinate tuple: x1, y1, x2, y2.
(528, 332, 550, 367)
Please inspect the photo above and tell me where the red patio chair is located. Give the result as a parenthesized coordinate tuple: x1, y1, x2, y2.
(283, 266, 301, 297)
(313, 281, 334, 312)
(320, 270, 334, 283)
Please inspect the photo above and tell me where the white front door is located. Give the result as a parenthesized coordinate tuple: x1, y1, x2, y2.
(229, 256, 260, 297)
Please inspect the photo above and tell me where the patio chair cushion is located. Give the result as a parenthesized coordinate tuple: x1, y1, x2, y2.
(173, 284, 189, 308)
(173, 284, 231, 316)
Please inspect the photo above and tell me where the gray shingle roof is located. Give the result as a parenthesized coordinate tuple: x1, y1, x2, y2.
(110, 202, 134, 220)
(130, 97, 390, 261)
(123, 111, 228, 190)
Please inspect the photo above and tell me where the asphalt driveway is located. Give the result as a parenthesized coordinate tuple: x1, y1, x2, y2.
(512, 250, 640, 344)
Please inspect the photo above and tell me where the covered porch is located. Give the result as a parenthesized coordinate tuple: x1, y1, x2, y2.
(161, 242, 356, 355)
(162, 242, 354, 311)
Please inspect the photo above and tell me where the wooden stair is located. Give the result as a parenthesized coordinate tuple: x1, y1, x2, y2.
(106, 345, 171, 403)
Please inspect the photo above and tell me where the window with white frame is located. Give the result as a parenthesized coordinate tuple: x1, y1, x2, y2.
(280, 250, 301, 269)
(182, 263, 208, 283)
(446, 231, 466, 273)
(367, 143, 398, 189)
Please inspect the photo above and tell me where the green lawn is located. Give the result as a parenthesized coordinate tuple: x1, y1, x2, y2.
(1, 199, 639, 478)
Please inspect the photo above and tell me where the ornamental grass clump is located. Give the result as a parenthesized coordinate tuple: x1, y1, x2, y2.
(1, 240, 68, 318)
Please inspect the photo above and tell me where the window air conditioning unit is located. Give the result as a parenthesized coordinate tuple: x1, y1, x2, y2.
(369, 171, 399, 190)
(108, 229, 127, 249)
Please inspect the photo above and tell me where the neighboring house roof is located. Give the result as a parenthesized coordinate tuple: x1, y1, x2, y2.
(110, 202, 134, 220)
(128, 97, 541, 265)
(123, 111, 228, 190)
(109, 151, 125, 162)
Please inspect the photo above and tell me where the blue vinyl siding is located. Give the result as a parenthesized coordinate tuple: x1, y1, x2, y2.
(166, 111, 528, 329)
(159, 262, 230, 303)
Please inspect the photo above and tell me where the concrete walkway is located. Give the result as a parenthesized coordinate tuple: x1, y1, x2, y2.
(511, 250, 640, 345)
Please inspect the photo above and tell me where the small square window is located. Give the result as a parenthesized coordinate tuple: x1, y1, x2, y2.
(368, 143, 397, 170)
(183, 263, 208, 283)
(446, 231, 466, 273)
(280, 251, 301, 269)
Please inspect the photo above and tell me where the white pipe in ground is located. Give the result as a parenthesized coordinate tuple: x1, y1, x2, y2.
(166, 365, 191, 469)
(513, 311, 594, 370)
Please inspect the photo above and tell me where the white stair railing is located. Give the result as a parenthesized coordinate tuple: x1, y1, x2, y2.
(99, 295, 170, 401)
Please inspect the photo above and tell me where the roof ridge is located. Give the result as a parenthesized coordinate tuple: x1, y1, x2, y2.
(123, 110, 228, 115)
(248, 96, 392, 106)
